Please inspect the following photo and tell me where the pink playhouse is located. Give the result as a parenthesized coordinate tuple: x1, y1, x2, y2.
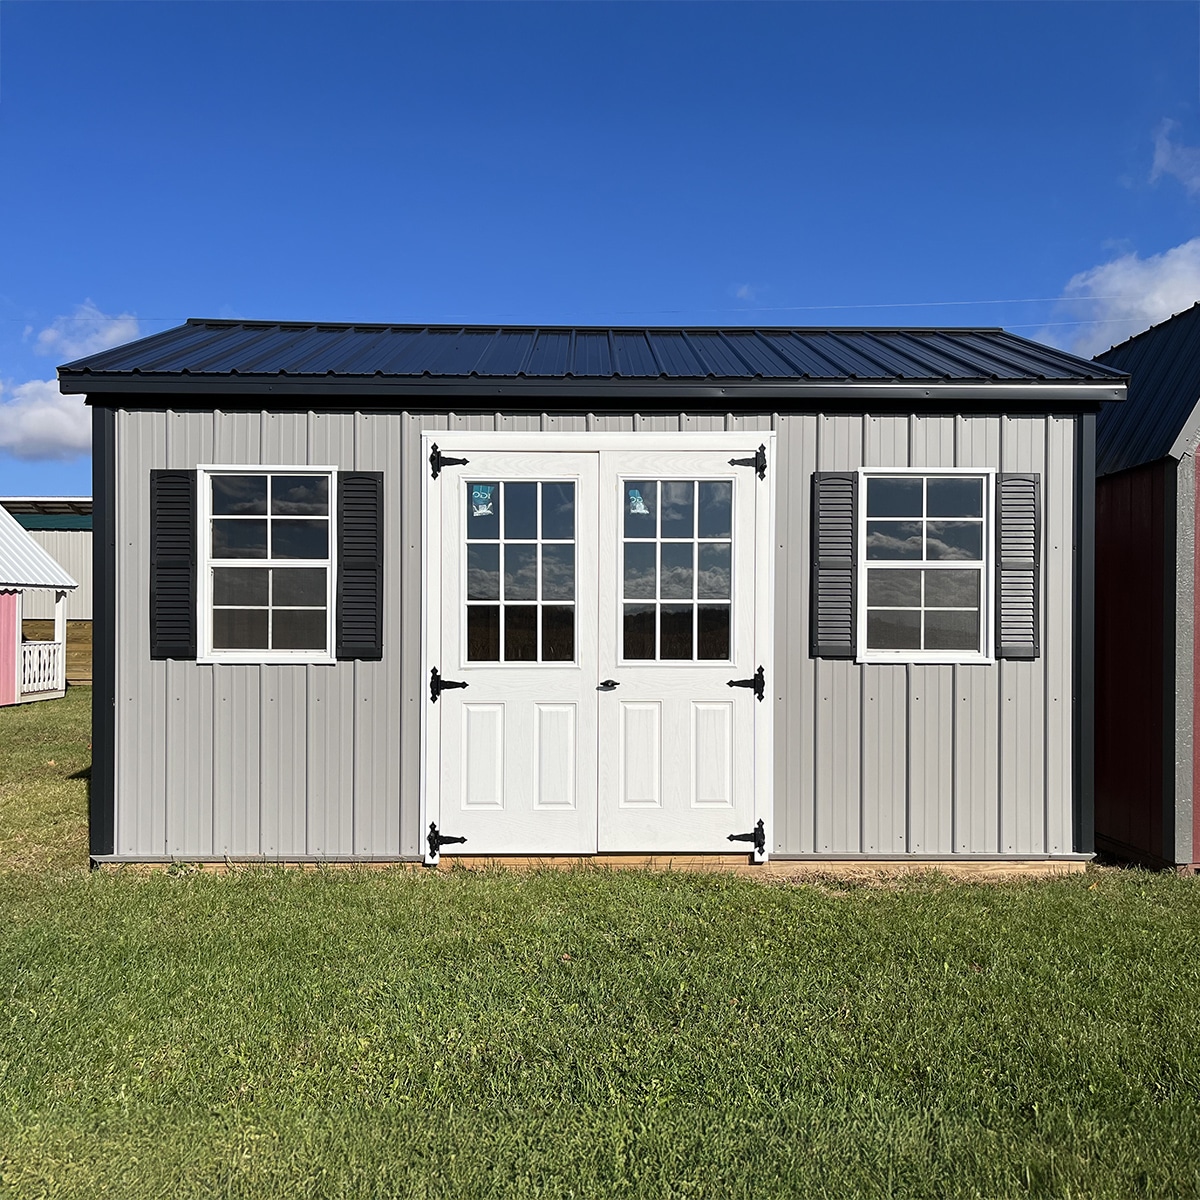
(0, 502, 77, 707)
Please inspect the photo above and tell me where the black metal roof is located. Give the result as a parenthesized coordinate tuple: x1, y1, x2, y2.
(1095, 304, 1200, 476)
(58, 319, 1125, 403)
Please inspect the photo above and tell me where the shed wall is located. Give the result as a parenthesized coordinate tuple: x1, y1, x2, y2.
(18, 530, 92, 619)
(110, 407, 1078, 859)
(1094, 461, 1171, 864)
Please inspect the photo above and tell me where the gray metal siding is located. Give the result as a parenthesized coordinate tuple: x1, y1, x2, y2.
(112, 407, 1078, 859)
(18, 530, 92, 619)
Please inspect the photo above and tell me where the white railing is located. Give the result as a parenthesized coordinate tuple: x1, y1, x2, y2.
(21, 641, 64, 695)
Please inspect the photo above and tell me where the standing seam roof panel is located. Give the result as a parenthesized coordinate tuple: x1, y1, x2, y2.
(612, 332, 661, 377)
(472, 330, 537, 376)
(0, 504, 78, 590)
(572, 331, 612, 377)
(524, 331, 572, 376)
(649, 331, 707, 377)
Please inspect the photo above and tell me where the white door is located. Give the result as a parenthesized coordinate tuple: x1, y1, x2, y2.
(425, 436, 771, 857)
(431, 452, 599, 854)
(596, 451, 763, 851)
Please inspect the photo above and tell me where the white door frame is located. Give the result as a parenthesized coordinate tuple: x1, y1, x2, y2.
(421, 430, 776, 856)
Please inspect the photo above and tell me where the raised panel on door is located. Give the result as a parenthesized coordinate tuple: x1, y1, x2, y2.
(433, 453, 599, 854)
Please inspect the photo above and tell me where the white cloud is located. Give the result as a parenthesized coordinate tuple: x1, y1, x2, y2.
(32, 299, 139, 361)
(1152, 119, 1200, 197)
(0, 379, 91, 461)
(734, 284, 757, 303)
(1046, 238, 1200, 356)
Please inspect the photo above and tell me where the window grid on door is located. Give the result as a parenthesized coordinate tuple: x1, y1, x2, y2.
(621, 478, 733, 662)
(464, 480, 577, 663)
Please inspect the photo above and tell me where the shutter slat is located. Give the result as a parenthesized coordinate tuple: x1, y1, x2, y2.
(811, 473, 857, 658)
(150, 470, 197, 659)
(995, 474, 1040, 660)
(337, 472, 384, 660)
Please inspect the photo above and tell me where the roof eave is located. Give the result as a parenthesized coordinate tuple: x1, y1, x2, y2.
(62, 372, 1128, 407)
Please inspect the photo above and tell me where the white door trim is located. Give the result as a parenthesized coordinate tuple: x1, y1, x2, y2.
(420, 429, 776, 856)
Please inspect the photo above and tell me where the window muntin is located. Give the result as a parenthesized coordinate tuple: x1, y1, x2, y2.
(621, 479, 733, 662)
(860, 472, 990, 661)
(201, 470, 335, 661)
(464, 480, 577, 663)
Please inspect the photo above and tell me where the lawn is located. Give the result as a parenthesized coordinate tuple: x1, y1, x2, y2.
(1, 691, 1199, 1198)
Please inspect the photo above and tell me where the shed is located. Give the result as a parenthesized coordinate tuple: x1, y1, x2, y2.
(0, 501, 77, 706)
(58, 319, 1125, 867)
(1094, 304, 1200, 870)
(0, 498, 93, 684)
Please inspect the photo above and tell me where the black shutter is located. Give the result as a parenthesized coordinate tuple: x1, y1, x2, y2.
(995, 473, 1040, 660)
(149, 470, 197, 659)
(811, 472, 858, 658)
(337, 472, 384, 660)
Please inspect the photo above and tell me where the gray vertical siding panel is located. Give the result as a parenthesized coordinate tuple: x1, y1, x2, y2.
(165, 409, 215, 856)
(22, 531, 93, 619)
(907, 417, 957, 853)
(211, 411, 265, 854)
(954, 417, 1002, 852)
(116, 410, 169, 855)
(1044, 416, 1074, 854)
(774, 415, 818, 853)
(1000, 417, 1047, 853)
(260, 666, 308, 855)
(306, 412, 357, 854)
(352, 411, 403, 855)
(258, 411, 311, 856)
(588, 415, 636, 433)
(861, 416, 910, 854)
(814, 415, 862, 852)
(213, 667, 261, 854)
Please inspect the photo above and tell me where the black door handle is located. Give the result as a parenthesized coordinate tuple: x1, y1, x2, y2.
(598, 679, 620, 691)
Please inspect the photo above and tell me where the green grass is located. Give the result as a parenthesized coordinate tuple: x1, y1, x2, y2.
(2, 692, 1200, 1198)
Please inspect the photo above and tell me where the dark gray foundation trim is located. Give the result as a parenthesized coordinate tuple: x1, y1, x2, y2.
(1073, 413, 1096, 855)
(90, 405, 117, 858)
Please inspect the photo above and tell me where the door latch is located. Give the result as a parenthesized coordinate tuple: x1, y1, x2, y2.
(428, 443, 470, 479)
(424, 822, 467, 867)
(598, 679, 621, 691)
(430, 667, 469, 703)
(729, 443, 767, 479)
(728, 818, 768, 865)
(727, 665, 765, 702)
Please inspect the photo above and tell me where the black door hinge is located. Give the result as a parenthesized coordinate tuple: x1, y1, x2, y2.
(727, 665, 765, 702)
(729, 443, 767, 479)
(429, 443, 470, 479)
(430, 667, 469, 703)
(424, 822, 467, 867)
(728, 818, 768, 864)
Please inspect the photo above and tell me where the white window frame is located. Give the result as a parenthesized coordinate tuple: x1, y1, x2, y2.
(855, 467, 995, 666)
(197, 465, 337, 665)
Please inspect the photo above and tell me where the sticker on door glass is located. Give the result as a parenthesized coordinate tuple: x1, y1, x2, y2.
(627, 488, 650, 516)
(472, 485, 495, 517)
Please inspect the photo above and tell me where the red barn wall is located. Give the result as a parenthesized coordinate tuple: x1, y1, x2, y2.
(1095, 461, 1168, 864)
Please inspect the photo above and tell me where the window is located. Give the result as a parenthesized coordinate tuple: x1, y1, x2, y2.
(198, 468, 335, 662)
(858, 470, 992, 663)
(464, 479, 577, 663)
(621, 478, 732, 662)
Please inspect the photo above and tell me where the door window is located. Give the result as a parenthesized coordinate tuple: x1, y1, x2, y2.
(464, 480, 577, 663)
(621, 479, 733, 662)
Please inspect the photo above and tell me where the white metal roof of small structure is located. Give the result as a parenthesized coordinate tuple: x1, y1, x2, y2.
(0, 502, 77, 591)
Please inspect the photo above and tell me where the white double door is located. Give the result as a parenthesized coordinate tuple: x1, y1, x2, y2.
(425, 436, 771, 856)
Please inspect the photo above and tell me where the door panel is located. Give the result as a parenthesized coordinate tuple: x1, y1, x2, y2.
(435, 453, 599, 854)
(597, 451, 761, 852)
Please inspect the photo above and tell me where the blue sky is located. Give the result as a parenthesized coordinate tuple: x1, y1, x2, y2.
(2, 0, 1200, 495)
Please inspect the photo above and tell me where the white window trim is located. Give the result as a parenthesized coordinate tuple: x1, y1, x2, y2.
(196, 465, 338, 666)
(855, 466, 995, 666)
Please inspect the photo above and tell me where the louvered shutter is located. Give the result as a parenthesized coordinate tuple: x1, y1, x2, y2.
(149, 470, 197, 659)
(811, 472, 858, 658)
(995, 473, 1040, 660)
(337, 472, 384, 660)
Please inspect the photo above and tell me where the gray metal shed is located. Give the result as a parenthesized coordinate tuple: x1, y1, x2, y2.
(58, 320, 1125, 867)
